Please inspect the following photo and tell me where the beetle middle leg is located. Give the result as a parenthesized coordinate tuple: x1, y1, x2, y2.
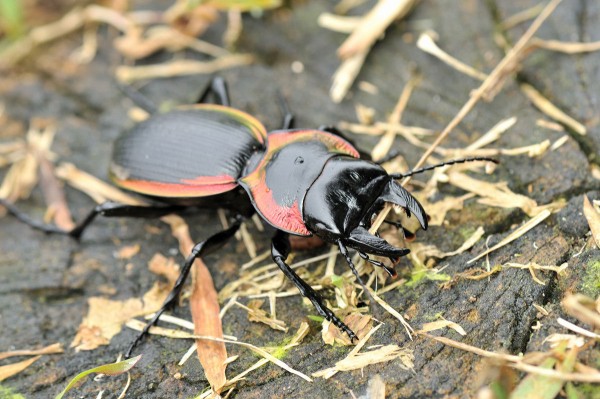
(271, 230, 358, 342)
(126, 217, 242, 358)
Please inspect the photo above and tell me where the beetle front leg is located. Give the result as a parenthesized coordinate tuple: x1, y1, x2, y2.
(271, 230, 357, 342)
(126, 217, 242, 358)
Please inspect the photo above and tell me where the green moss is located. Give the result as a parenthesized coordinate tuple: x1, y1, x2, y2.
(405, 267, 451, 288)
(456, 225, 477, 242)
(0, 385, 26, 399)
(567, 383, 600, 399)
(580, 260, 600, 298)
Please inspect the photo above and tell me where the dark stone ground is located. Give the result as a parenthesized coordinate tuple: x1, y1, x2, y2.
(1, 1, 599, 398)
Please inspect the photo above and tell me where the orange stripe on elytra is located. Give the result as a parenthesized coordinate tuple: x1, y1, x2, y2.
(114, 178, 238, 198)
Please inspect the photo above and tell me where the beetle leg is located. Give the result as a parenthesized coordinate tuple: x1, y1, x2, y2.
(0, 199, 183, 240)
(338, 241, 375, 298)
(126, 218, 242, 358)
(197, 76, 231, 106)
(117, 83, 158, 114)
(275, 91, 295, 129)
(271, 230, 357, 342)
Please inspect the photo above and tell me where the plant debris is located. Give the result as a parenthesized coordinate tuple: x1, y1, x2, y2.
(322, 0, 420, 102)
(583, 195, 600, 248)
(54, 355, 141, 399)
(313, 324, 414, 379)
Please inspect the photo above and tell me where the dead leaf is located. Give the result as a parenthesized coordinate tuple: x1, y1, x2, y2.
(148, 253, 180, 286)
(0, 355, 41, 382)
(242, 300, 288, 332)
(0, 343, 63, 361)
(322, 314, 372, 346)
(583, 195, 600, 248)
(71, 282, 170, 351)
(116, 244, 141, 260)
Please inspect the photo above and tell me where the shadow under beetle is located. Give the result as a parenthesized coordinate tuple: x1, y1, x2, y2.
(0, 77, 497, 357)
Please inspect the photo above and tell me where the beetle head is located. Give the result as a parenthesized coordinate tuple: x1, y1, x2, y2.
(302, 156, 427, 258)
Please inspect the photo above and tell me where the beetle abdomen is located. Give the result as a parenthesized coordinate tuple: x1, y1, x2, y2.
(110, 105, 267, 198)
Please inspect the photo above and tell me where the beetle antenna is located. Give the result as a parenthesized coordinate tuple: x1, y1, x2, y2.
(390, 157, 498, 179)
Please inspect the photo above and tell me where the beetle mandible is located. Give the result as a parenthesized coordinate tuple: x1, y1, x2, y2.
(1, 77, 496, 356)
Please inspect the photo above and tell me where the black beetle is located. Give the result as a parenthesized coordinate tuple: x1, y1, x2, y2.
(1, 77, 496, 356)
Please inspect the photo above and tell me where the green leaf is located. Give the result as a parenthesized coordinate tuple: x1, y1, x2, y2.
(54, 355, 141, 399)
(509, 344, 576, 399)
(0, 0, 25, 38)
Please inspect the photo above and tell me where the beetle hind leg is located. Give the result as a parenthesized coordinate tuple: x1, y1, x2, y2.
(271, 230, 357, 342)
(0, 199, 183, 239)
(126, 218, 242, 358)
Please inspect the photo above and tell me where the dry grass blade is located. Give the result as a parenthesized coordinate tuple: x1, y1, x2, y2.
(0, 5, 136, 69)
(126, 320, 313, 382)
(0, 355, 42, 382)
(500, 3, 544, 30)
(236, 300, 288, 332)
(414, 226, 485, 259)
(0, 343, 63, 361)
(583, 195, 600, 248)
(318, 13, 361, 33)
(416, 31, 488, 81)
(367, 288, 413, 338)
(337, 0, 418, 59)
(225, 322, 310, 387)
(468, 209, 551, 264)
(557, 318, 600, 339)
(55, 163, 145, 205)
(0, 123, 54, 202)
(328, 0, 418, 102)
(503, 262, 568, 285)
(313, 324, 414, 379)
(371, 76, 419, 161)
(424, 334, 600, 383)
(562, 294, 600, 330)
(447, 172, 539, 216)
(529, 37, 600, 54)
(115, 54, 254, 82)
(419, 318, 466, 336)
(520, 83, 586, 135)
(373, 0, 563, 229)
(330, 51, 368, 103)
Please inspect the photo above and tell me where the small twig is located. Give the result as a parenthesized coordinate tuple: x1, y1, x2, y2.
(115, 54, 254, 82)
